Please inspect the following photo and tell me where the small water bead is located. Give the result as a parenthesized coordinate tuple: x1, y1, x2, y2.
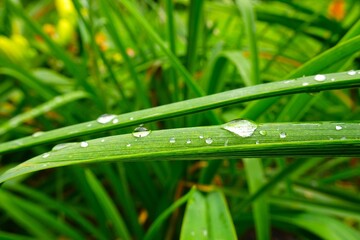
(112, 118, 119, 124)
(199, 135, 204, 139)
(335, 125, 342, 130)
(347, 70, 356, 76)
(331, 78, 335, 81)
(129, 117, 134, 121)
(314, 74, 326, 81)
(169, 137, 176, 143)
(259, 130, 267, 136)
(279, 132, 287, 139)
(222, 119, 257, 138)
(186, 139, 192, 144)
(256, 140, 260, 144)
(100, 139, 105, 143)
(52, 143, 76, 151)
(42, 153, 50, 158)
(87, 123, 92, 127)
(302, 82, 309, 86)
(126, 143, 131, 147)
(97, 114, 117, 124)
(32, 131, 44, 137)
(341, 137, 347, 140)
(132, 125, 151, 138)
(205, 138, 213, 144)
(80, 141, 89, 148)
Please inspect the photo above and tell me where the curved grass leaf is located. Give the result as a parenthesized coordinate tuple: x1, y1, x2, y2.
(0, 71, 359, 154)
(0, 121, 359, 183)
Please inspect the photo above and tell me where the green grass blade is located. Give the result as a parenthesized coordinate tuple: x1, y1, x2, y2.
(206, 190, 237, 240)
(146, 187, 195, 240)
(234, 0, 260, 85)
(1, 70, 359, 154)
(85, 169, 131, 240)
(180, 189, 207, 240)
(0, 121, 359, 183)
(243, 158, 270, 240)
(0, 91, 89, 135)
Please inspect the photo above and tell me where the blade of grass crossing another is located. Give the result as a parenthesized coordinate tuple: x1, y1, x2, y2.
(243, 158, 270, 240)
(85, 169, 131, 240)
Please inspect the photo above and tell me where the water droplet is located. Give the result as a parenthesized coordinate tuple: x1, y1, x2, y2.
(87, 123, 92, 127)
(256, 140, 260, 144)
(112, 118, 119, 124)
(205, 138, 213, 144)
(169, 137, 176, 143)
(129, 117, 134, 121)
(100, 139, 105, 142)
(199, 135, 204, 139)
(331, 78, 335, 81)
(222, 119, 257, 138)
(80, 141, 89, 148)
(32, 131, 44, 137)
(335, 125, 342, 130)
(314, 74, 326, 81)
(341, 137, 346, 140)
(126, 143, 131, 147)
(97, 114, 117, 124)
(186, 139, 192, 144)
(347, 70, 356, 76)
(279, 132, 287, 138)
(132, 125, 151, 138)
(302, 82, 309, 86)
(284, 80, 294, 84)
(42, 153, 50, 158)
(259, 130, 267, 136)
(52, 143, 76, 151)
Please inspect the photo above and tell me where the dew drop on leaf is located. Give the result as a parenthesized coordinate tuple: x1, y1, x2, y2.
(52, 143, 76, 151)
(97, 114, 117, 124)
(205, 138, 213, 144)
(42, 153, 50, 158)
(314, 74, 326, 81)
(126, 143, 131, 147)
(112, 118, 119, 124)
(259, 130, 267, 136)
(279, 132, 287, 139)
(186, 139, 192, 144)
(132, 125, 151, 138)
(169, 137, 176, 143)
(302, 82, 309, 86)
(347, 70, 356, 76)
(335, 125, 342, 130)
(222, 119, 257, 138)
(32, 131, 44, 137)
(80, 141, 89, 148)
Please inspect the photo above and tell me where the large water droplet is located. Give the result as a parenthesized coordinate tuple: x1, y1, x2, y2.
(279, 132, 287, 139)
(222, 119, 257, 138)
(205, 138, 213, 144)
(42, 153, 50, 158)
(32, 131, 44, 137)
(132, 125, 151, 138)
(169, 137, 176, 143)
(335, 125, 342, 130)
(97, 114, 117, 124)
(80, 141, 89, 148)
(314, 74, 326, 81)
(347, 70, 356, 76)
(52, 143, 76, 151)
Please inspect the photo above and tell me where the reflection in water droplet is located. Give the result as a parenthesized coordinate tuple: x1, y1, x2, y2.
(205, 138, 213, 144)
(186, 139, 192, 144)
(222, 119, 257, 137)
(279, 132, 287, 139)
(169, 137, 176, 143)
(335, 125, 342, 130)
(347, 70, 356, 76)
(112, 118, 119, 124)
(259, 130, 267, 136)
(80, 141, 89, 148)
(97, 114, 117, 124)
(132, 125, 151, 138)
(32, 131, 44, 137)
(314, 74, 326, 81)
(42, 153, 50, 158)
(52, 143, 76, 151)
